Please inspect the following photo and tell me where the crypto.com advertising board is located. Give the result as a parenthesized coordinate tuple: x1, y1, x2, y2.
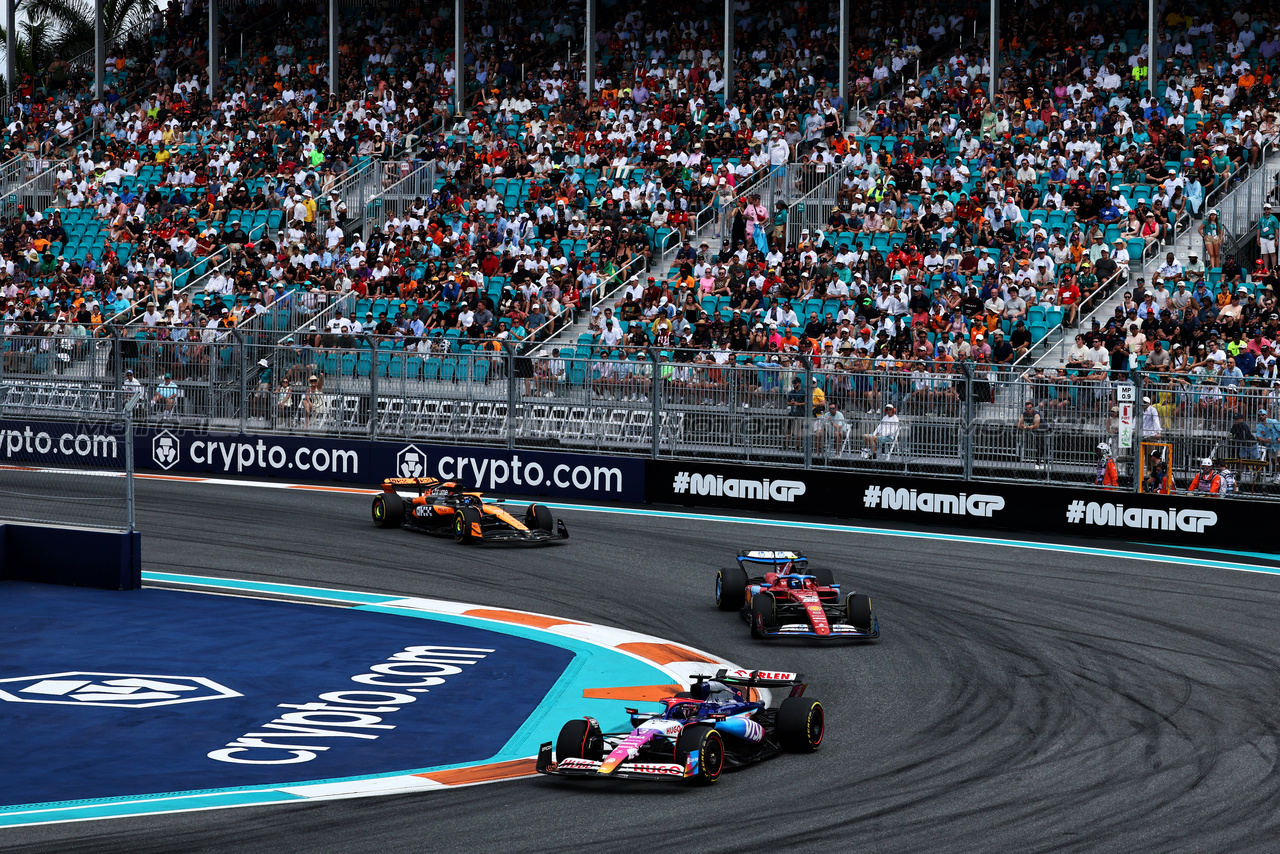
(133, 426, 645, 502)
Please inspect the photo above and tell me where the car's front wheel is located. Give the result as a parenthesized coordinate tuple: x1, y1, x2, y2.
(555, 718, 603, 762)
(453, 506, 481, 543)
(675, 724, 724, 785)
(750, 592, 776, 638)
(716, 566, 748, 611)
(526, 503, 554, 532)
(846, 593, 874, 631)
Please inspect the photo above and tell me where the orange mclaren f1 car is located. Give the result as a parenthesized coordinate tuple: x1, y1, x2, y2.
(371, 477, 568, 544)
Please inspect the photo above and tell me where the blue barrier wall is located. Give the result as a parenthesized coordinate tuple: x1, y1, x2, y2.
(0, 525, 141, 590)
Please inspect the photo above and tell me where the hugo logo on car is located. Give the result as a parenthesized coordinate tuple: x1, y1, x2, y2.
(625, 763, 684, 776)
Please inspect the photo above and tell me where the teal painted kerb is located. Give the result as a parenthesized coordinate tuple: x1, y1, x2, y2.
(5, 574, 683, 828)
(1136, 542, 1280, 565)
(0, 790, 304, 828)
(143, 571, 394, 603)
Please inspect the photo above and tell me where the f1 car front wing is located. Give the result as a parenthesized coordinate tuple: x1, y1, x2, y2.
(536, 743, 697, 782)
(761, 622, 879, 639)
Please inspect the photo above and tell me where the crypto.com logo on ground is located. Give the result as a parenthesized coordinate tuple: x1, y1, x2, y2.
(0, 672, 241, 708)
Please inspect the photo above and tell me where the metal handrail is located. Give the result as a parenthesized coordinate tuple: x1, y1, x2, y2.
(1012, 267, 1123, 368)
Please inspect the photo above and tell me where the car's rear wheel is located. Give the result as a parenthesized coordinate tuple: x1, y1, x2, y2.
(526, 503, 554, 532)
(555, 718, 603, 762)
(750, 592, 776, 639)
(716, 566, 748, 611)
(808, 567, 835, 587)
(372, 493, 404, 528)
(846, 593, 874, 630)
(776, 697, 824, 752)
(675, 724, 723, 785)
(453, 506, 481, 543)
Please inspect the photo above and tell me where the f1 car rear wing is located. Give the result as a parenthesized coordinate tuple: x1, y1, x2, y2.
(382, 477, 441, 492)
(691, 668, 808, 697)
(382, 477, 485, 496)
(738, 549, 807, 568)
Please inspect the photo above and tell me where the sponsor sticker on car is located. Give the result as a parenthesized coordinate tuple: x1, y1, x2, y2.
(624, 763, 683, 776)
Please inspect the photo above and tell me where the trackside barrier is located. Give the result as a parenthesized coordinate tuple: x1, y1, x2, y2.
(130, 425, 645, 502)
(645, 460, 1259, 551)
(0, 524, 141, 590)
(21, 418, 1254, 551)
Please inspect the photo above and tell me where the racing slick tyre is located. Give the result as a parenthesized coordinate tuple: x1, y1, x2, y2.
(453, 506, 482, 544)
(371, 493, 404, 529)
(846, 593, 874, 630)
(675, 725, 724, 785)
(750, 592, 777, 639)
(809, 567, 835, 587)
(716, 566, 748, 611)
(776, 697, 825, 752)
(555, 718, 604, 762)
(526, 503, 554, 532)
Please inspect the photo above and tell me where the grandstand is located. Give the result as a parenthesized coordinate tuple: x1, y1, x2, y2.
(0, 0, 1278, 492)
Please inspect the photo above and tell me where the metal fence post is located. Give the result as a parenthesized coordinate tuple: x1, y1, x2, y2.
(960, 362, 974, 481)
(367, 335, 379, 440)
(801, 355, 813, 470)
(109, 325, 123, 414)
(506, 342, 517, 450)
(1131, 369, 1144, 493)
(235, 330, 247, 434)
(124, 407, 135, 533)
(647, 347, 661, 459)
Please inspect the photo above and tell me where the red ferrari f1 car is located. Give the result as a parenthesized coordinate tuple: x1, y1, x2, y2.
(716, 550, 877, 640)
(371, 477, 568, 544)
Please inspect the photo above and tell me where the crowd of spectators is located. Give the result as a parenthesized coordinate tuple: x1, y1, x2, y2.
(547, 0, 1280, 436)
(1, 0, 1279, 469)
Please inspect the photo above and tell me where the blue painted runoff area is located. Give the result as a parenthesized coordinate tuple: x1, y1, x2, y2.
(0, 582, 571, 809)
(0, 575, 685, 828)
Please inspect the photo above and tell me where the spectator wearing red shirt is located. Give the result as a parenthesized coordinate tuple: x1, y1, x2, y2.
(1058, 278, 1082, 328)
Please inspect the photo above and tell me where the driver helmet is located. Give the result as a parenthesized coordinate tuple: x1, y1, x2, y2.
(1097, 442, 1111, 456)
(674, 701, 702, 720)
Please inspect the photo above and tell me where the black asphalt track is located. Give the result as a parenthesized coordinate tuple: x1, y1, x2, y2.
(9, 479, 1280, 853)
